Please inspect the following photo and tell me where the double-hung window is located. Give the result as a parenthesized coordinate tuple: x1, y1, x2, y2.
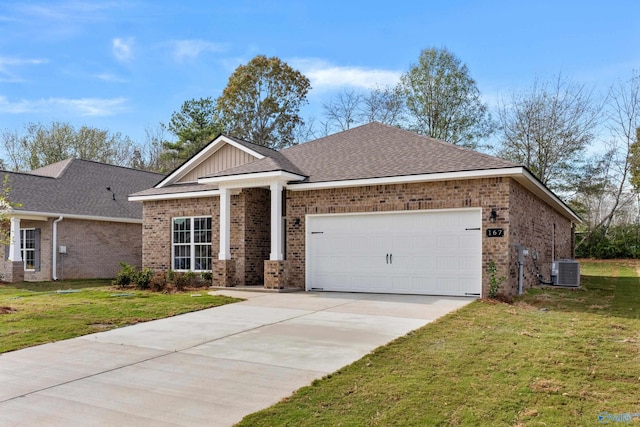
(20, 228, 40, 271)
(172, 217, 212, 271)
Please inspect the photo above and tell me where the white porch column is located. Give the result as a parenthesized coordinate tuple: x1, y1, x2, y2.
(8, 217, 22, 262)
(218, 187, 231, 260)
(270, 181, 284, 261)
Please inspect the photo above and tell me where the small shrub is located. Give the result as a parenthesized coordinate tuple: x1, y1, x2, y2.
(201, 271, 212, 282)
(136, 268, 153, 290)
(174, 272, 190, 291)
(185, 270, 197, 287)
(113, 262, 137, 288)
(487, 260, 505, 299)
(167, 269, 175, 282)
(149, 271, 168, 292)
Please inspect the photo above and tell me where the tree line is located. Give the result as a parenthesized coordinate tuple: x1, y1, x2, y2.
(2, 48, 640, 257)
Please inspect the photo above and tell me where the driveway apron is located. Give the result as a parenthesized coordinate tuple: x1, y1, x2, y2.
(0, 291, 473, 426)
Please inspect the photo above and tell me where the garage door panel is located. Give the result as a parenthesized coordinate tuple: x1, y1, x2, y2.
(436, 235, 458, 249)
(414, 256, 436, 270)
(390, 276, 411, 291)
(307, 209, 481, 296)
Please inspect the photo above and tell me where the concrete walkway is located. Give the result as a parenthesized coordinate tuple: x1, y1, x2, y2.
(0, 291, 473, 426)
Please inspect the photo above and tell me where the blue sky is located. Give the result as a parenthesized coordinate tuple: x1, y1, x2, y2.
(1, 0, 639, 150)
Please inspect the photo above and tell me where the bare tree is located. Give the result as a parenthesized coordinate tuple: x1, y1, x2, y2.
(497, 74, 601, 190)
(292, 117, 320, 144)
(131, 126, 168, 172)
(360, 85, 405, 126)
(599, 74, 640, 231)
(574, 72, 640, 251)
(322, 89, 364, 132)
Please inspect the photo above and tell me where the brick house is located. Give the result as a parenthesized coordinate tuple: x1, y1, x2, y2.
(1, 159, 164, 282)
(130, 122, 580, 297)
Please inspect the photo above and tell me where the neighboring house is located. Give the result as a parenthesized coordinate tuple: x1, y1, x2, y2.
(0, 159, 164, 282)
(130, 122, 580, 297)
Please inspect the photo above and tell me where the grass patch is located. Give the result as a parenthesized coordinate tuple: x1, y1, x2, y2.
(0, 279, 240, 353)
(238, 260, 640, 426)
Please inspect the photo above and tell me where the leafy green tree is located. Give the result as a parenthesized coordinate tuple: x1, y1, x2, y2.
(400, 47, 492, 148)
(161, 97, 221, 167)
(215, 55, 311, 148)
(1, 122, 135, 171)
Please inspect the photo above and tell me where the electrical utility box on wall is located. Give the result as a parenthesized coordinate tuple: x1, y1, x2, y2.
(551, 260, 580, 287)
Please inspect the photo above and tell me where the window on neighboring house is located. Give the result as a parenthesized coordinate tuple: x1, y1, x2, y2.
(172, 217, 212, 271)
(20, 228, 40, 271)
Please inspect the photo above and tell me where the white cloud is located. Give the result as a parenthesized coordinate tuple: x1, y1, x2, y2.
(112, 37, 134, 62)
(0, 96, 128, 116)
(0, 56, 47, 82)
(170, 39, 226, 62)
(291, 59, 402, 91)
(94, 72, 127, 83)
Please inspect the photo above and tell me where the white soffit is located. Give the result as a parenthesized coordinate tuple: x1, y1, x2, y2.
(128, 189, 221, 202)
(199, 170, 306, 188)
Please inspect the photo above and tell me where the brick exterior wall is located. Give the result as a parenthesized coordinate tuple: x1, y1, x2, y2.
(1, 218, 142, 281)
(56, 219, 142, 280)
(508, 180, 573, 293)
(240, 188, 271, 285)
(285, 177, 573, 296)
(140, 177, 574, 297)
(141, 189, 270, 286)
(142, 196, 218, 272)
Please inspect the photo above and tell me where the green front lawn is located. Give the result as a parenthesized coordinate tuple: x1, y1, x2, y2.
(0, 279, 240, 353)
(238, 260, 640, 426)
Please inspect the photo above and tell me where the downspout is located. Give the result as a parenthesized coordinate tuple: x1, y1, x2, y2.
(52, 216, 63, 280)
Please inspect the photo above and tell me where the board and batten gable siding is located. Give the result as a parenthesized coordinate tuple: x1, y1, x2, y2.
(177, 144, 259, 183)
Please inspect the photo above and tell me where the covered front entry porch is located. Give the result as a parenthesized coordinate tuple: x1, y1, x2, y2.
(207, 171, 303, 290)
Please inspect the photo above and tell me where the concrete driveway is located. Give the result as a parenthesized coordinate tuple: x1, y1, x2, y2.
(0, 291, 473, 426)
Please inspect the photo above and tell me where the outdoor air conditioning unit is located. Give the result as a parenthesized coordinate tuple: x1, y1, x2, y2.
(551, 260, 580, 287)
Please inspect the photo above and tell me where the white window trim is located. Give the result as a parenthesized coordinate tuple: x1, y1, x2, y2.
(20, 228, 36, 271)
(171, 216, 213, 272)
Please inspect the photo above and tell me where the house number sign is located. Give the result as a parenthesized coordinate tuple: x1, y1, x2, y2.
(486, 228, 505, 238)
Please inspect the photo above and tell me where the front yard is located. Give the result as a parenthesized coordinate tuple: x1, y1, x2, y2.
(238, 259, 640, 426)
(0, 279, 240, 353)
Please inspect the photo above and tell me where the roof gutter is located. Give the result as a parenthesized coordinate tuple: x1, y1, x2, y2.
(52, 216, 63, 280)
(11, 210, 142, 224)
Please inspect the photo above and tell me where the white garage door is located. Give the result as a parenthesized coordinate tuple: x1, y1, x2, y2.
(306, 209, 482, 297)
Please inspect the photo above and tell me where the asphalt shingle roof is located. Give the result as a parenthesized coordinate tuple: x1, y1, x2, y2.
(4, 159, 165, 220)
(201, 122, 516, 183)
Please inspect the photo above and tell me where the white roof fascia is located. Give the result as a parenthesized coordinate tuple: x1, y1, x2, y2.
(155, 135, 266, 188)
(287, 168, 523, 190)
(199, 170, 306, 188)
(128, 189, 221, 202)
(11, 210, 142, 224)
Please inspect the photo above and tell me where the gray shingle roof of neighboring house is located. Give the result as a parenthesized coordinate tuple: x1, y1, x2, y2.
(202, 122, 517, 182)
(5, 159, 165, 220)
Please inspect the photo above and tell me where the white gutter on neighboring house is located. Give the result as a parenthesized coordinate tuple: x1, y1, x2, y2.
(52, 216, 63, 280)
